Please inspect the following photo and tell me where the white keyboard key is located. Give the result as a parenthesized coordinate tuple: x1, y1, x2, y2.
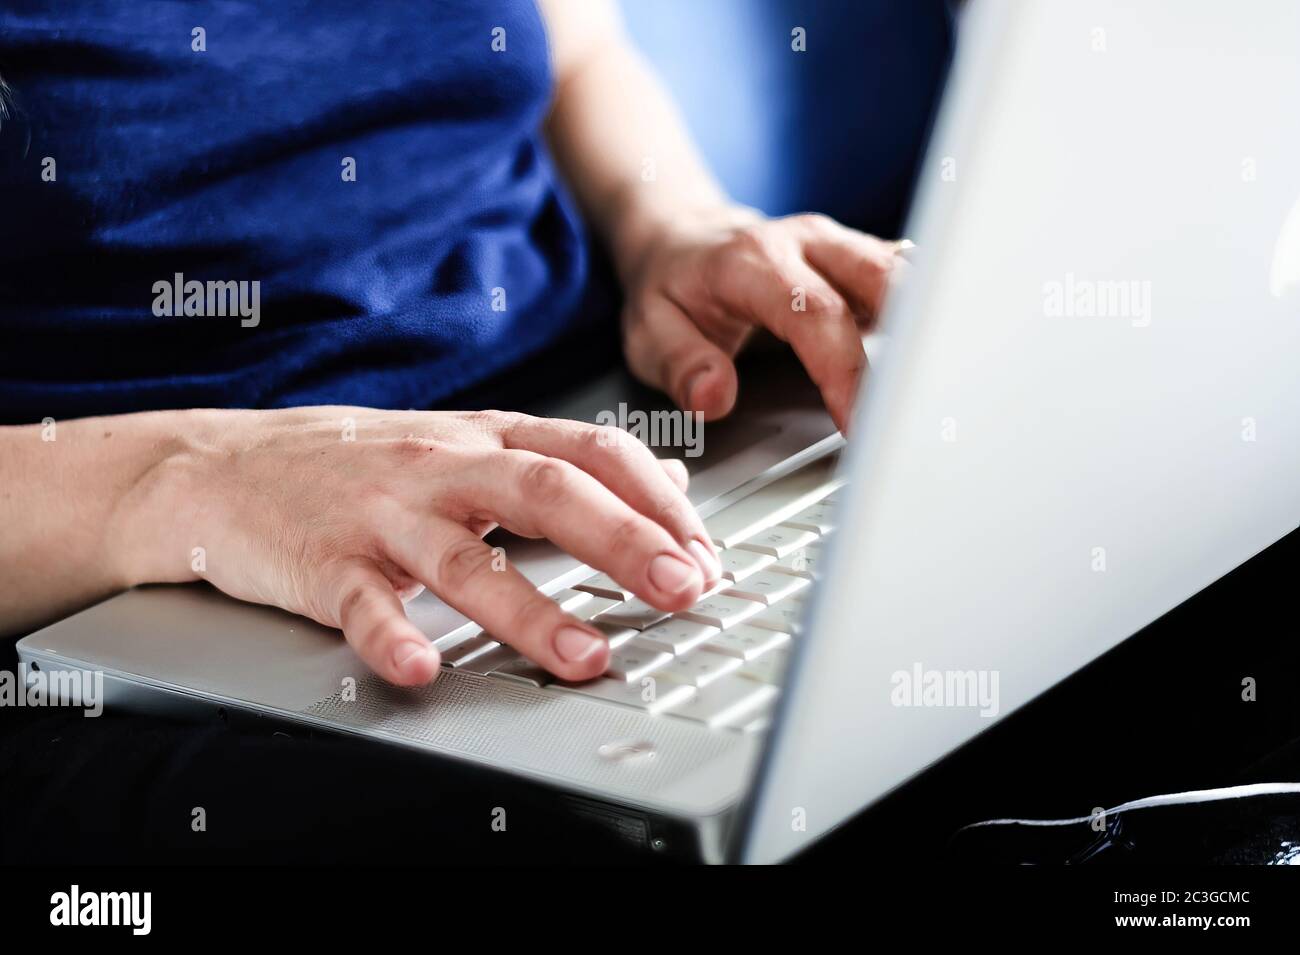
(770, 544, 825, 579)
(636, 618, 719, 656)
(715, 697, 777, 731)
(698, 578, 732, 599)
(783, 500, 837, 535)
(705, 624, 790, 660)
(735, 525, 820, 559)
(737, 711, 773, 733)
(738, 647, 790, 685)
(591, 620, 638, 649)
(572, 575, 633, 601)
(654, 649, 743, 688)
(455, 644, 519, 675)
(678, 593, 764, 630)
(487, 656, 553, 687)
(431, 624, 479, 651)
(723, 569, 809, 606)
(704, 455, 845, 548)
(596, 598, 671, 630)
(563, 593, 622, 621)
(718, 548, 775, 582)
(748, 600, 807, 635)
(605, 642, 673, 682)
(666, 674, 778, 728)
(551, 588, 596, 613)
(439, 633, 500, 668)
(553, 677, 695, 714)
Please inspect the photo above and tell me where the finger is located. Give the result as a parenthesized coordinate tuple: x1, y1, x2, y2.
(375, 558, 426, 603)
(622, 296, 741, 422)
(499, 416, 720, 584)
(714, 252, 865, 432)
(391, 521, 610, 682)
(785, 272, 866, 432)
(334, 560, 441, 686)
(658, 457, 689, 492)
(799, 216, 904, 321)
(887, 238, 917, 261)
(482, 450, 705, 611)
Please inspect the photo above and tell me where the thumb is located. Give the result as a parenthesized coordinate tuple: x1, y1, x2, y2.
(622, 297, 741, 421)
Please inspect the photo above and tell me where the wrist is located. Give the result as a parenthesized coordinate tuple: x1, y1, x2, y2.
(108, 408, 230, 588)
(607, 182, 757, 284)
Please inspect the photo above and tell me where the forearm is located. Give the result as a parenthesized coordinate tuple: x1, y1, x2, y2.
(0, 409, 207, 636)
(541, 2, 737, 281)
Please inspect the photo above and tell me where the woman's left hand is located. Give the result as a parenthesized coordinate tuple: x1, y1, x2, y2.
(617, 206, 908, 433)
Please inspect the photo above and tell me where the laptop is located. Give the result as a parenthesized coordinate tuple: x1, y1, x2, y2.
(17, 0, 1300, 864)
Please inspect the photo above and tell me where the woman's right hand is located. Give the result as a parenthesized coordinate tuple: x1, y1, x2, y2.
(124, 407, 721, 685)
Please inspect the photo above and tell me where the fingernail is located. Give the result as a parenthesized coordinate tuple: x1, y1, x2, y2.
(687, 538, 721, 583)
(393, 640, 437, 673)
(554, 625, 605, 663)
(682, 366, 712, 408)
(649, 552, 701, 594)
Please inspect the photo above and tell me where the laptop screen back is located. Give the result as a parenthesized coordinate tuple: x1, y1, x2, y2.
(742, 0, 1300, 864)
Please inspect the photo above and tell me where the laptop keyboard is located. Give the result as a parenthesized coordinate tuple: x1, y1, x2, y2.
(434, 454, 844, 734)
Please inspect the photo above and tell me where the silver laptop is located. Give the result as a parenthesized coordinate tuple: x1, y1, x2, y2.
(18, 0, 1300, 864)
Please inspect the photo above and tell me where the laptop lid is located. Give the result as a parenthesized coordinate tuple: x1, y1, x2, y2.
(740, 0, 1300, 863)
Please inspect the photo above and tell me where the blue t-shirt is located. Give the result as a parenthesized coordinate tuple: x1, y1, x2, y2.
(0, 0, 601, 423)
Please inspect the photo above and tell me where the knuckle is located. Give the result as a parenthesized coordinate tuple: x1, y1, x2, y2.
(608, 513, 648, 553)
(726, 225, 776, 264)
(433, 537, 494, 593)
(357, 483, 401, 526)
(464, 409, 516, 438)
(652, 494, 692, 533)
(465, 408, 505, 426)
(773, 263, 804, 293)
(523, 456, 574, 506)
(659, 457, 690, 489)
(585, 422, 641, 460)
(338, 580, 372, 624)
(801, 288, 845, 320)
(390, 434, 435, 461)
(584, 422, 617, 452)
(505, 592, 560, 644)
(794, 211, 833, 232)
